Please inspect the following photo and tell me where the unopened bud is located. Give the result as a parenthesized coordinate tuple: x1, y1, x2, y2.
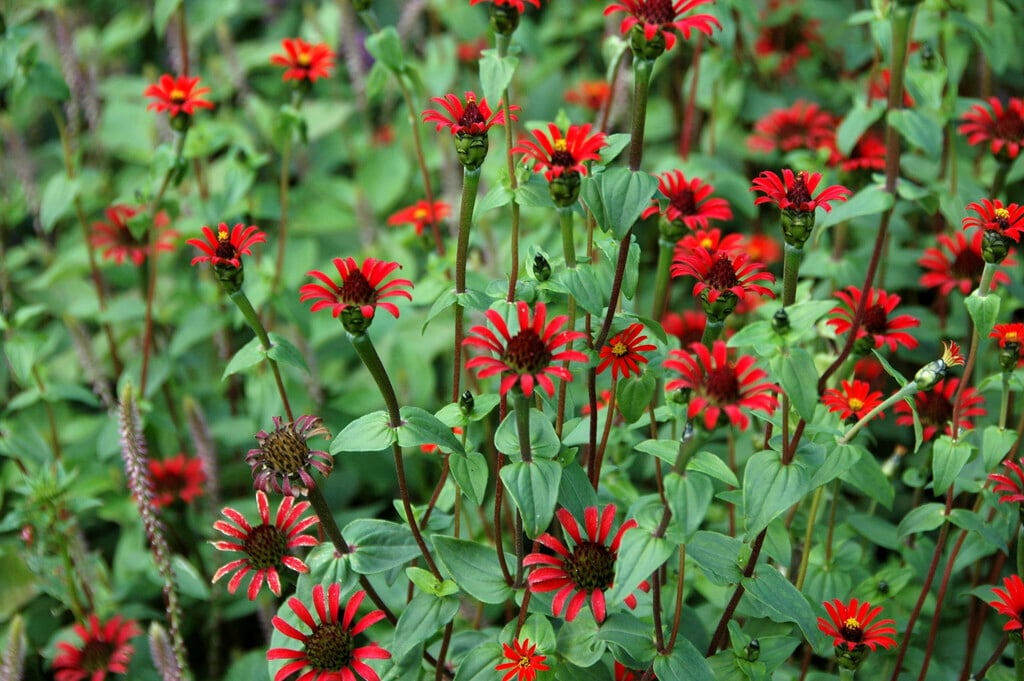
(744, 639, 760, 662)
(982, 229, 1013, 264)
(533, 253, 552, 281)
(701, 290, 738, 323)
(488, 5, 520, 35)
(1000, 343, 1021, 373)
(772, 308, 790, 334)
(459, 390, 475, 416)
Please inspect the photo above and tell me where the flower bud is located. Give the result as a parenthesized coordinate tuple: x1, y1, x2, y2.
(533, 253, 552, 281)
(700, 290, 738, 324)
(341, 305, 373, 335)
(629, 24, 666, 60)
(780, 209, 815, 248)
(548, 171, 582, 207)
(488, 5, 520, 35)
(1000, 343, 1021, 373)
(772, 308, 790, 334)
(853, 335, 875, 357)
(454, 132, 490, 171)
(658, 217, 689, 242)
(834, 643, 868, 670)
(744, 639, 760, 662)
(981, 229, 1013, 264)
(913, 359, 946, 391)
(459, 390, 475, 416)
(213, 261, 245, 295)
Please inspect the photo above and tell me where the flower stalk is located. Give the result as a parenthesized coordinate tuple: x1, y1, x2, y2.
(228, 290, 295, 421)
(628, 58, 654, 171)
(453, 167, 482, 401)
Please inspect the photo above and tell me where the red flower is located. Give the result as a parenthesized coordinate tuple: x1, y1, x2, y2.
(661, 310, 706, 347)
(664, 341, 777, 431)
(91, 204, 176, 266)
(598, 323, 657, 380)
(642, 171, 733, 230)
(854, 356, 889, 394)
(53, 614, 141, 681)
(830, 128, 887, 174)
(822, 380, 885, 421)
(148, 453, 205, 508)
(614, 662, 647, 681)
(675, 228, 745, 257)
(495, 638, 550, 681)
(268, 584, 390, 681)
(817, 599, 897, 651)
(456, 38, 488, 63)
(604, 0, 721, 52)
(747, 100, 835, 155)
(212, 490, 318, 600)
(992, 323, 1024, 348)
(963, 199, 1024, 242)
(989, 460, 1024, 505)
(894, 378, 986, 441)
(989, 575, 1024, 632)
(187, 222, 266, 269)
(421, 427, 464, 454)
(463, 301, 587, 398)
(566, 81, 612, 111)
(959, 97, 1024, 161)
(753, 0, 822, 76)
(300, 257, 413, 320)
(826, 286, 920, 352)
(387, 200, 452, 237)
(422, 91, 514, 136)
(744, 233, 784, 265)
(523, 504, 648, 622)
(512, 123, 608, 181)
(270, 38, 335, 83)
(919, 231, 1014, 297)
(469, 0, 542, 11)
(751, 169, 851, 214)
(670, 248, 776, 306)
(246, 415, 333, 497)
(144, 74, 214, 117)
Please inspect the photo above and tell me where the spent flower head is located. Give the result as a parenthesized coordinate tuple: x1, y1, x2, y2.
(246, 415, 333, 497)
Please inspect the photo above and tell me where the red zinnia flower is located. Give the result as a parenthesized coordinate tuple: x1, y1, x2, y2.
(566, 81, 612, 111)
(469, 0, 542, 11)
(148, 453, 205, 508)
(512, 123, 607, 182)
(822, 380, 885, 421)
(670, 248, 776, 306)
(919, 231, 1014, 297)
(744, 233, 784, 265)
(422, 91, 514, 136)
(894, 377, 986, 441)
(963, 199, 1024, 242)
(268, 584, 390, 681)
(212, 490, 318, 600)
(664, 341, 778, 431)
(661, 310, 706, 347)
(642, 170, 733, 230)
(747, 100, 835, 155)
(817, 599, 897, 651)
(495, 638, 550, 681)
(456, 38, 488, 63)
(387, 200, 452, 237)
(53, 614, 141, 681)
(300, 257, 413, 320)
(990, 460, 1024, 505)
(675, 228, 745, 257)
(992, 323, 1024, 348)
(753, 0, 822, 76)
(751, 169, 851, 213)
(463, 301, 587, 398)
(959, 97, 1024, 161)
(187, 222, 266, 269)
(826, 286, 920, 352)
(989, 575, 1024, 632)
(246, 415, 333, 497)
(91, 204, 176, 266)
(604, 0, 722, 53)
(144, 74, 214, 117)
(854, 356, 889, 394)
(829, 127, 887, 174)
(523, 504, 648, 622)
(598, 323, 657, 380)
(270, 38, 335, 83)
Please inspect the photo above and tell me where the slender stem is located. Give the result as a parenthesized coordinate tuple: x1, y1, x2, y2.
(951, 264, 996, 440)
(497, 33, 522, 303)
(794, 485, 824, 590)
(594, 229, 634, 351)
(628, 58, 654, 172)
(453, 168, 482, 401)
(699, 319, 723, 348)
(840, 384, 917, 444)
(559, 206, 577, 269)
(651, 239, 673, 320)
(825, 477, 841, 563)
(992, 161, 1011, 198)
(420, 457, 450, 531)
(1016, 640, 1024, 681)
(307, 484, 350, 553)
(493, 451, 515, 585)
(512, 390, 534, 464)
(975, 637, 1009, 681)
(592, 376, 618, 487)
(555, 205, 579, 436)
(918, 527, 970, 681)
(228, 290, 294, 421)
(1001, 373, 1012, 429)
(435, 622, 454, 681)
(397, 80, 444, 256)
(782, 243, 803, 307)
(665, 544, 686, 652)
(32, 367, 62, 459)
(555, 296, 577, 437)
(707, 528, 767, 654)
(679, 36, 704, 160)
(271, 131, 293, 301)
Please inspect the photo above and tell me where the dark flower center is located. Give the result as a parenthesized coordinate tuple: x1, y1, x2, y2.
(862, 304, 889, 336)
(707, 254, 740, 290)
(503, 330, 552, 374)
(704, 365, 740, 405)
(840, 617, 864, 643)
(638, 0, 676, 24)
(243, 524, 288, 570)
(215, 241, 238, 260)
(339, 271, 376, 307)
(777, 121, 808, 147)
(459, 100, 486, 128)
(669, 188, 697, 215)
(257, 429, 311, 475)
(994, 114, 1024, 142)
(153, 470, 186, 499)
(81, 640, 116, 673)
(786, 174, 813, 206)
(550, 150, 576, 168)
(305, 623, 354, 671)
(917, 390, 953, 428)
(565, 541, 616, 592)
(951, 247, 984, 282)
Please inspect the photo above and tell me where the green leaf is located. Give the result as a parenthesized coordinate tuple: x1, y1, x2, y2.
(664, 472, 713, 540)
(983, 426, 1018, 471)
(726, 320, 780, 354)
(24, 59, 70, 101)
(557, 462, 599, 521)
(171, 555, 210, 600)
(397, 406, 465, 455)
(153, 0, 183, 37)
(810, 442, 863, 489)
(3, 337, 35, 385)
(556, 614, 605, 667)
(608, 526, 672, 604)
(949, 508, 1006, 549)
(688, 532, 744, 586)
(965, 291, 1000, 340)
(392, 591, 460, 659)
(743, 567, 823, 647)
(836, 102, 885, 156)
(558, 265, 608, 316)
(344, 519, 422, 574)
(452, 645, 504, 681)
(596, 613, 658, 661)
(266, 333, 309, 373)
(499, 459, 563, 538)
(432, 536, 513, 604)
(222, 336, 266, 379)
(897, 502, 947, 539)
(888, 108, 943, 158)
(774, 348, 817, 422)
(842, 452, 895, 509)
(479, 49, 518, 113)
(449, 451, 488, 505)
(616, 373, 656, 424)
(932, 435, 975, 496)
(742, 450, 810, 540)
(688, 450, 739, 486)
(364, 27, 405, 74)
(299, 543, 357, 596)
(580, 168, 659, 239)
(653, 637, 716, 681)
(331, 411, 395, 453)
(423, 289, 457, 333)
(40, 174, 79, 233)
(634, 439, 680, 465)
(494, 409, 562, 460)
(816, 185, 895, 232)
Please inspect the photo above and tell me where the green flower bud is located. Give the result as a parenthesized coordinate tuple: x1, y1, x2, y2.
(488, 5, 520, 35)
(454, 132, 490, 171)
(772, 308, 791, 334)
(213, 262, 244, 295)
(629, 24, 666, 61)
(981, 229, 1013, 264)
(780, 208, 815, 248)
(658, 217, 689, 242)
(853, 335, 875, 357)
(341, 305, 373, 335)
(459, 390, 475, 416)
(548, 171, 582, 207)
(835, 643, 868, 671)
(913, 359, 946, 391)
(700, 291, 738, 324)
(744, 640, 760, 662)
(1000, 343, 1021, 373)
(169, 114, 191, 134)
(532, 253, 552, 282)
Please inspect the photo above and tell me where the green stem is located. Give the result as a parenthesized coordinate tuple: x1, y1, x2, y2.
(512, 390, 533, 463)
(307, 483, 350, 553)
(1016, 640, 1024, 681)
(271, 130, 293, 301)
(497, 32, 522, 303)
(628, 58, 654, 171)
(699, 319, 723, 348)
(453, 168, 482, 401)
(1001, 373, 1012, 430)
(839, 383, 918, 444)
(839, 668, 857, 681)
(992, 161, 1011, 198)
(651, 239, 673, 320)
(1016, 524, 1024, 582)
(228, 290, 295, 421)
(794, 485, 824, 590)
(559, 206, 577, 269)
(782, 243, 803, 307)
